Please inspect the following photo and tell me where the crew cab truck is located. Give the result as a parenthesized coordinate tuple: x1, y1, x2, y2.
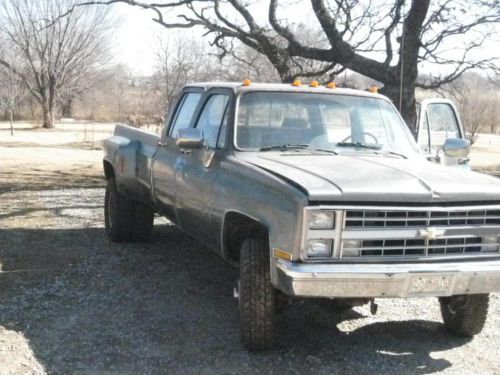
(103, 81, 500, 351)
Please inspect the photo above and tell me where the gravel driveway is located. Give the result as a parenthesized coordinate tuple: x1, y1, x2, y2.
(1, 124, 499, 375)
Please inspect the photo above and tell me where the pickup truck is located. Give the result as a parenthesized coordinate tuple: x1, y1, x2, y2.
(103, 81, 500, 351)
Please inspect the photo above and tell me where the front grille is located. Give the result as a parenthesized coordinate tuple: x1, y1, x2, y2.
(341, 236, 498, 258)
(345, 209, 500, 228)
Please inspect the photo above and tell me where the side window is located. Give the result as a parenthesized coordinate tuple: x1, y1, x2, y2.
(427, 103, 461, 152)
(195, 94, 230, 148)
(418, 115, 431, 152)
(168, 92, 202, 138)
(217, 108, 229, 148)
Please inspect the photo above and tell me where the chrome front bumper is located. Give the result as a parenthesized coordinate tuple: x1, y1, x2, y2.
(276, 259, 500, 298)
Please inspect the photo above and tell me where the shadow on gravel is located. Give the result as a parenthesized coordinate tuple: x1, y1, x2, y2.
(0, 170, 104, 194)
(0, 224, 469, 374)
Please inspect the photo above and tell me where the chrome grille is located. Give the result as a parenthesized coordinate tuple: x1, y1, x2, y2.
(344, 209, 500, 228)
(340, 236, 500, 258)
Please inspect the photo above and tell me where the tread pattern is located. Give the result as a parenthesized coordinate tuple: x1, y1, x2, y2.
(105, 178, 154, 242)
(439, 294, 489, 337)
(132, 201, 154, 241)
(105, 178, 135, 242)
(239, 238, 275, 351)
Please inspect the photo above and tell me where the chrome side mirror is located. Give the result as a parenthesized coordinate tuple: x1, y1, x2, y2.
(442, 138, 470, 158)
(176, 128, 204, 149)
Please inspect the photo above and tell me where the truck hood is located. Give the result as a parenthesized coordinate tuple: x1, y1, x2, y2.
(236, 152, 500, 203)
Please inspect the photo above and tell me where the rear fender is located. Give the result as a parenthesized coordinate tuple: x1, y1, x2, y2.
(104, 136, 141, 197)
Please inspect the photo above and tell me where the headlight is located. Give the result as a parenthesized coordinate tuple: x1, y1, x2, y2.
(308, 210, 335, 229)
(306, 239, 333, 257)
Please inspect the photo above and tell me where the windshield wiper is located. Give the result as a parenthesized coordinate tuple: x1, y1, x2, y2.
(335, 142, 407, 159)
(260, 144, 309, 151)
(335, 142, 381, 150)
(309, 148, 338, 155)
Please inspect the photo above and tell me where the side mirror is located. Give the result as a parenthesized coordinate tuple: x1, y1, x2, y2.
(442, 138, 470, 158)
(176, 128, 204, 149)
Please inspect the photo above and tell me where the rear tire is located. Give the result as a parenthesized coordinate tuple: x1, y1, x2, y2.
(104, 178, 154, 242)
(239, 237, 275, 351)
(439, 294, 489, 337)
(132, 201, 154, 241)
(105, 178, 134, 242)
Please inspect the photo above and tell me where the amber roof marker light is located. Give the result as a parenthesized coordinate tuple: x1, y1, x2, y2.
(292, 79, 301, 87)
(242, 79, 251, 86)
(368, 86, 378, 93)
(326, 82, 336, 89)
(309, 80, 319, 87)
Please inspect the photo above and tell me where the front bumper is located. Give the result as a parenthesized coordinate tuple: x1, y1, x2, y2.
(276, 259, 500, 298)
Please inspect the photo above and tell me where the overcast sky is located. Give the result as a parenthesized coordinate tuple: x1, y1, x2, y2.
(113, 5, 164, 75)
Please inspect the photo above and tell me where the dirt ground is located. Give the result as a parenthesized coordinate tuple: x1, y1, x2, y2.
(1, 121, 499, 375)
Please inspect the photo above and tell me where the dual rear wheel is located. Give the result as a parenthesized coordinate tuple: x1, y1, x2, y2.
(104, 177, 154, 242)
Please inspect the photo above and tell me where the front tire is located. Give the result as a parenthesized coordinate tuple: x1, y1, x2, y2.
(439, 294, 489, 337)
(239, 238, 275, 351)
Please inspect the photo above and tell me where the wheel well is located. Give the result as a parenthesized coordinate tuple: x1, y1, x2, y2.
(223, 212, 269, 264)
(103, 160, 114, 180)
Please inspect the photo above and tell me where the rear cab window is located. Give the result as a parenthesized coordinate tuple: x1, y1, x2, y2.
(167, 91, 202, 138)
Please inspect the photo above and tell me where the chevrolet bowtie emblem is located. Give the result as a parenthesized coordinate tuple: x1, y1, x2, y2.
(417, 227, 446, 240)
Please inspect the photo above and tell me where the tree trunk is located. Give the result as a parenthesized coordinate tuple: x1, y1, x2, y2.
(9, 109, 14, 136)
(42, 102, 54, 129)
(381, 81, 418, 138)
(62, 98, 73, 118)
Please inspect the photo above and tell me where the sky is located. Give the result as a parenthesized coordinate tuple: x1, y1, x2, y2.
(112, 2, 500, 78)
(113, 4, 166, 76)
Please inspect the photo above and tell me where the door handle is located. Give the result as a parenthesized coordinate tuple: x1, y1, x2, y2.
(180, 148, 192, 155)
(158, 140, 168, 147)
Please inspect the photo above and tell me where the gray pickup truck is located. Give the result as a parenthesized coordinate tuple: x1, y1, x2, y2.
(103, 81, 500, 351)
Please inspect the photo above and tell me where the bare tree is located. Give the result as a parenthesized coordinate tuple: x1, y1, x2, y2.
(69, 0, 500, 135)
(443, 73, 498, 144)
(0, 42, 24, 135)
(0, 0, 114, 128)
(154, 34, 215, 108)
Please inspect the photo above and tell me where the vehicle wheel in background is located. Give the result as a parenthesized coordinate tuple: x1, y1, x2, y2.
(239, 237, 275, 351)
(132, 201, 154, 241)
(104, 177, 135, 242)
(439, 294, 489, 337)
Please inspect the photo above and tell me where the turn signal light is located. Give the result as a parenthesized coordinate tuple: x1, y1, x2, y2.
(273, 248, 292, 261)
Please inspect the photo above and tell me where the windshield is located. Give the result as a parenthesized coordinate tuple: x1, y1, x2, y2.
(235, 91, 417, 155)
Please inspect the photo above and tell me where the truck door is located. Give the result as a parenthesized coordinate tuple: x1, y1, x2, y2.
(175, 89, 231, 249)
(417, 99, 470, 169)
(152, 88, 203, 222)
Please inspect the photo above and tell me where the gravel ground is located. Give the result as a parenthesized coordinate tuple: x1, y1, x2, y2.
(1, 123, 499, 374)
